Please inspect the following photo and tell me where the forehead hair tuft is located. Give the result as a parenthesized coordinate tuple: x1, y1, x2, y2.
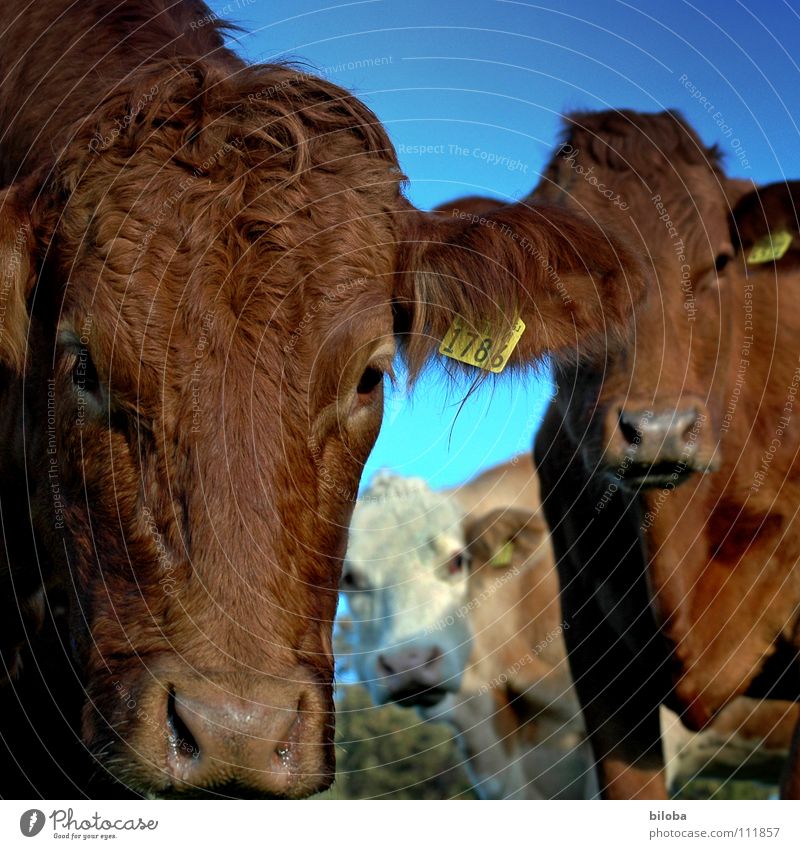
(558, 109, 722, 174)
(361, 471, 433, 503)
(32, 57, 404, 259)
(354, 471, 463, 532)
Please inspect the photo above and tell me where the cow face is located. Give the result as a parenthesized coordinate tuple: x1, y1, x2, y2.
(0, 66, 646, 798)
(342, 477, 551, 712)
(0, 64, 408, 798)
(535, 110, 743, 489)
(342, 475, 473, 707)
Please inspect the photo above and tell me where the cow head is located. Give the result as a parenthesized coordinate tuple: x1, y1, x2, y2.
(342, 475, 550, 712)
(342, 474, 472, 707)
(534, 109, 747, 489)
(0, 65, 645, 797)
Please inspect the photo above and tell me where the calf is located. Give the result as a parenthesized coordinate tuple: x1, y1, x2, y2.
(533, 110, 800, 798)
(342, 459, 595, 798)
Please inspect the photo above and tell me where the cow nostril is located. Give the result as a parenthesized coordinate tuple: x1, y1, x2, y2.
(166, 688, 200, 760)
(272, 698, 302, 773)
(378, 646, 442, 677)
(377, 654, 395, 676)
(679, 411, 700, 443)
(618, 413, 641, 447)
(424, 647, 442, 667)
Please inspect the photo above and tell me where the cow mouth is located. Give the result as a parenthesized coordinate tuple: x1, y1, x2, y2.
(387, 684, 450, 708)
(612, 461, 701, 490)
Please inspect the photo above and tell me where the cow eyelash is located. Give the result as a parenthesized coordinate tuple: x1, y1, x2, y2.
(71, 349, 101, 397)
(356, 349, 396, 400)
(714, 252, 733, 273)
(356, 366, 384, 396)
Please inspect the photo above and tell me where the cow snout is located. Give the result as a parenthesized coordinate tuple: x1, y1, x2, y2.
(376, 645, 447, 707)
(603, 401, 719, 486)
(101, 667, 333, 798)
(163, 687, 304, 796)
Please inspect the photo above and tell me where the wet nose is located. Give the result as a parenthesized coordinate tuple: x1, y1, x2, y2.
(376, 645, 445, 703)
(620, 407, 700, 462)
(604, 403, 715, 474)
(162, 684, 309, 797)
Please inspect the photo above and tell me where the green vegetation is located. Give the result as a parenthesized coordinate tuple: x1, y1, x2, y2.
(315, 685, 780, 800)
(316, 685, 476, 799)
(672, 778, 776, 801)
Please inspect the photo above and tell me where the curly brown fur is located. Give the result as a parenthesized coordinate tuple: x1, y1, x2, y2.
(0, 2, 645, 798)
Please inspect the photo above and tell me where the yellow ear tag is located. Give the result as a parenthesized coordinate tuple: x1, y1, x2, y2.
(489, 540, 514, 568)
(747, 230, 793, 264)
(439, 316, 526, 374)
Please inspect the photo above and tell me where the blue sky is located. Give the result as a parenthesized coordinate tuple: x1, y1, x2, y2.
(210, 0, 800, 490)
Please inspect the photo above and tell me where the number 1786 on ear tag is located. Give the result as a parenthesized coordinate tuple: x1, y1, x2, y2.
(439, 316, 526, 374)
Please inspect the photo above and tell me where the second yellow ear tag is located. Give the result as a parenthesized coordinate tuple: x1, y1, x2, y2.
(489, 540, 514, 568)
(439, 316, 525, 373)
(747, 230, 793, 264)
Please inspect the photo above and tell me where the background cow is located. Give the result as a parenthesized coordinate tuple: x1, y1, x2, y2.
(342, 456, 796, 798)
(342, 459, 596, 799)
(0, 1, 647, 797)
(533, 110, 800, 798)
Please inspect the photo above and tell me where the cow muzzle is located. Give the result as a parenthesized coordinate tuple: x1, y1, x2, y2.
(603, 401, 719, 487)
(90, 665, 333, 798)
(375, 644, 450, 708)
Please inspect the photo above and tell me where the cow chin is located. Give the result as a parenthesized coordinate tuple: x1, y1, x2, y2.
(82, 661, 335, 799)
(384, 683, 453, 710)
(369, 665, 462, 711)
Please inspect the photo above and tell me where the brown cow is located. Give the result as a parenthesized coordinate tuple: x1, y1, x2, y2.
(459, 505, 595, 799)
(533, 110, 800, 798)
(0, 2, 645, 797)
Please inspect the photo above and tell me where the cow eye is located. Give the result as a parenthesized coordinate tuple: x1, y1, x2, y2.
(714, 252, 733, 273)
(447, 551, 469, 576)
(72, 350, 101, 398)
(340, 565, 369, 592)
(356, 366, 383, 397)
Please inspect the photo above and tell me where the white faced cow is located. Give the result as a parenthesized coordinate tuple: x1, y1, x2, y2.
(341, 457, 595, 799)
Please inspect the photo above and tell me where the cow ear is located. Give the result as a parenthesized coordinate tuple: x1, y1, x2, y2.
(731, 181, 800, 266)
(464, 507, 548, 570)
(723, 178, 756, 211)
(393, 201, 647, 380)
(0, 188, 36, 372)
